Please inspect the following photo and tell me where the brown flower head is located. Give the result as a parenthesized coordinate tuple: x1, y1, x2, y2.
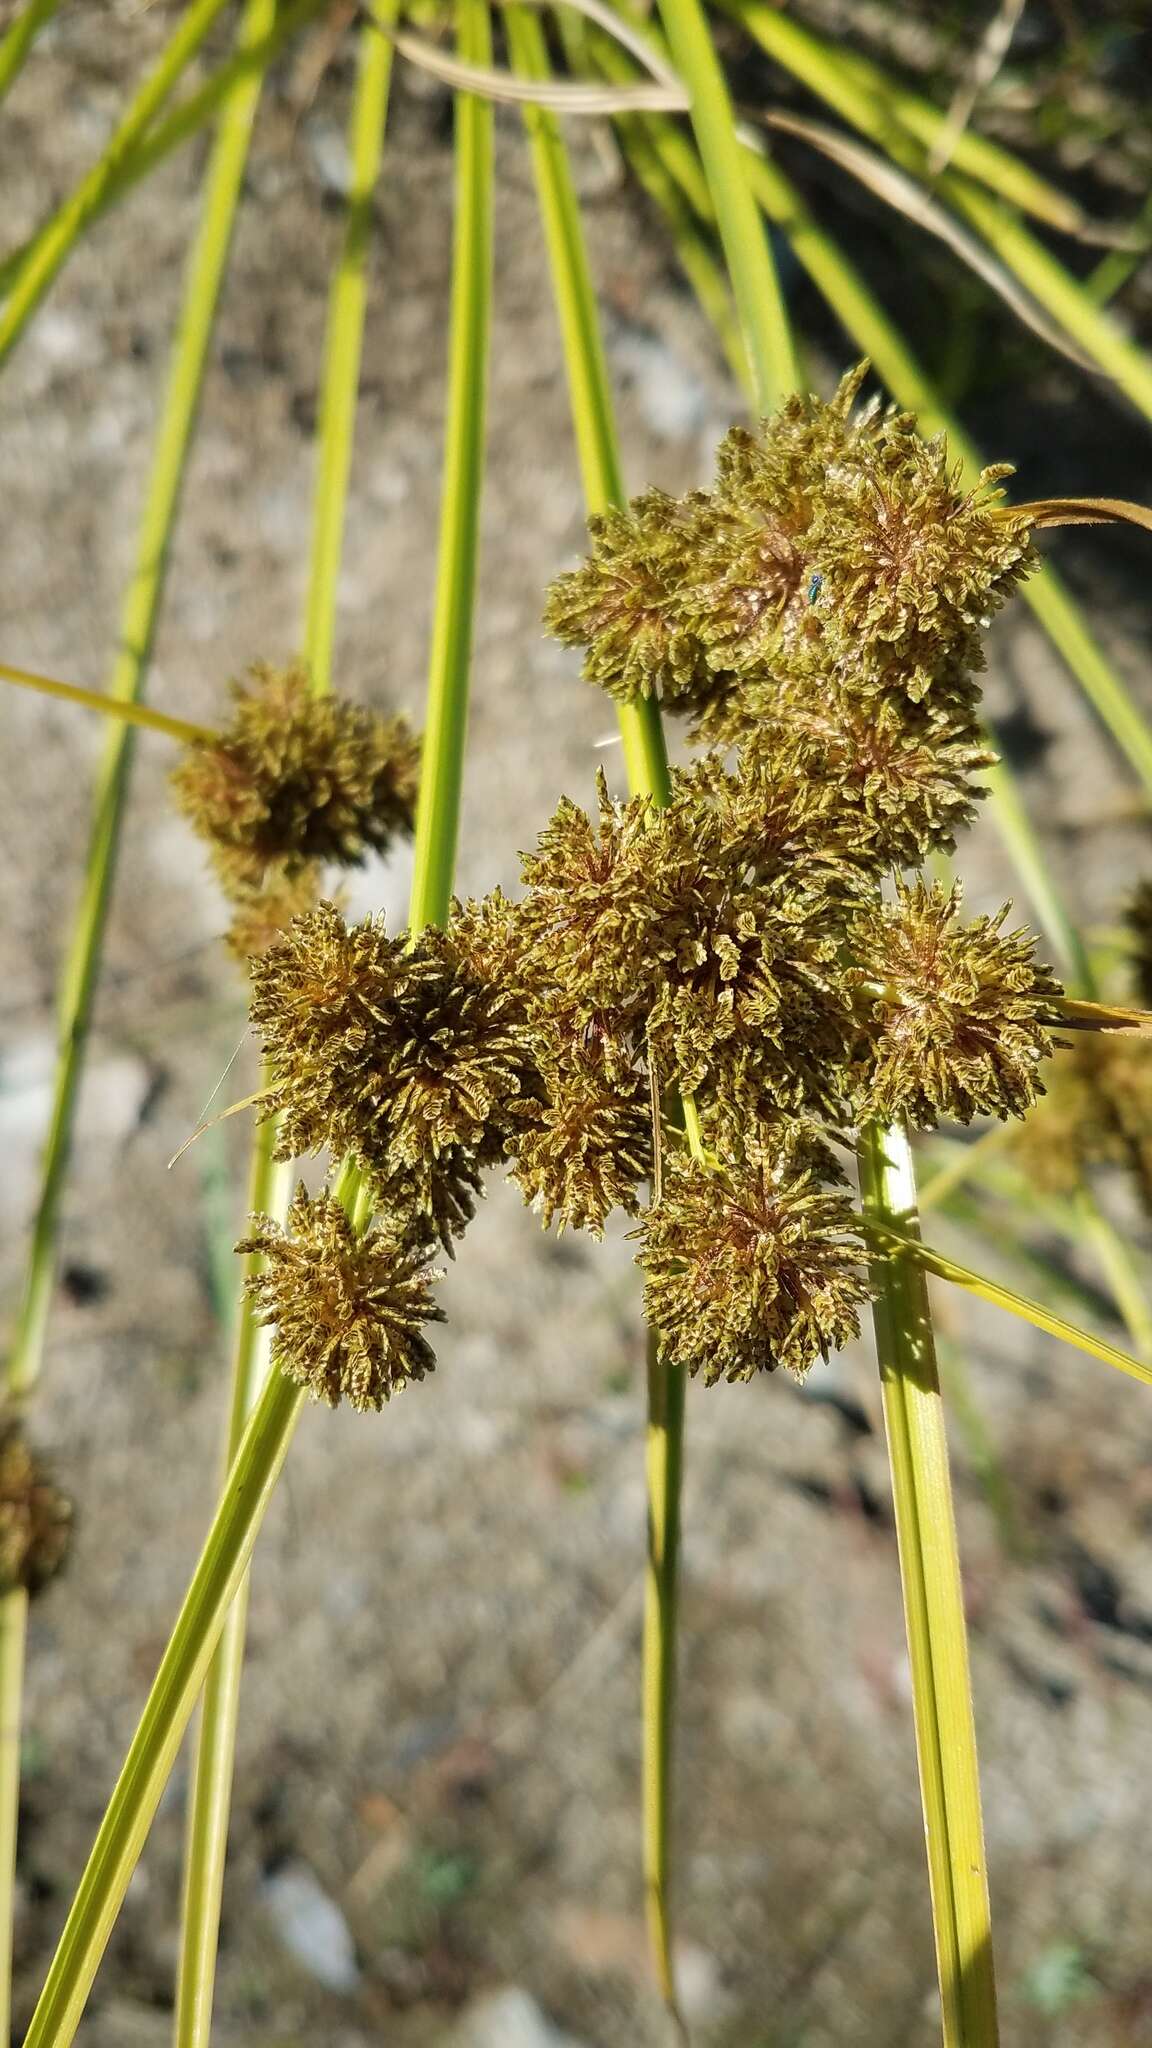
(718, 689, 994, 873)
(172, 662, 420, 893)
(805, 428, 1033, 703)
(518, 772, 661, 1020)
(249, 901, 536, 1221)
(853, 880, 1063, 1126)
(0, 1419, 73, 1596)
(225, 862, 322, 961)
(509, 1012, 653, 1235)
(635, 1124, 870, 1383)
(543, 491, 716, 713)
(238, 1185, 444, 1410)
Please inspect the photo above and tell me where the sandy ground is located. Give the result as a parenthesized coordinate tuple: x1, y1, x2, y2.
(2, 8, 1152, 2046)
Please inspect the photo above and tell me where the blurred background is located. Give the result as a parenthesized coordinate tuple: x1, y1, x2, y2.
(1, 2, 1152, 2042)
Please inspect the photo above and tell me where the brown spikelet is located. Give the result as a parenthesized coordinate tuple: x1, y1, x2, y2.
(171, 662, 420, 895)
(0, 1418, 73, 1597)
(238, 1185, 444, 1411)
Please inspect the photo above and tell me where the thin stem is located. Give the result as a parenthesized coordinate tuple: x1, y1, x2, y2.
(409, 0, 493, 933)
(622, 22, 996, 2021)
(172, 1134, 293, 2048)
(859, 1124, 999, 2048)
(1, 10, 273, 2035)
(21, 1370, 306, 2048)
(303, 4, 396, 698)
(174, 15, 396, 2039)
(0, 0, 333, 303)
(0, 0, 61, 107)
(0, 0, 235, 372)
(1073, 1188, 1152, 1364)
(653, 0, 797, 410)
(508, 10, 688, 2011)
(0, 1587, 28, 2047)
(24, 9, 487, 2026)
(868, 1209, 1152, 1390)
(0, 659, 215, 747)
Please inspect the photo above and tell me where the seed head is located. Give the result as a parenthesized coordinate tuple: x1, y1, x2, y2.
(0, 1419, 73, 1596)
(853, 881, 1062, 1126)
(225, 862, 322, 961)
(238, 1185, 444, 1411)
(635, 1126, 870, 1383)
(171, 662, 420, 894)
(249, 901, 536, 1226)
(543, 491, 715, 712)
(509, 1015, 652, 1235)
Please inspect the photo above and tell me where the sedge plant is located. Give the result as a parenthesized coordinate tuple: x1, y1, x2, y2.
(3, 7, 1152, 2047)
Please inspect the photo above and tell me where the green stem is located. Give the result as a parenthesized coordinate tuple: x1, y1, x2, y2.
(869, 1209, 1152, 1390)
(0, 659, 215, 747)
(1073, 1188, 1152, 1364)
(172, 1131, 294, 2048)
(24, 9, 488, 2030)
(303, 4, 396, 698)
(174, 15, 397, 2038)
(0, 0, 61, 106)
(0, 1586, 28, 2047)
(653, 0, 797, 410)
(0, 0, 332, 304)
(0, 0, 235, 372)
(1, 9, 273, 2036)
(409, 0, 493, 933)
(859, 1124, 999, 2048)
(508, 8, 687, 2005)
(22, 1370, 306, 2048)
(621, 19, 996, 2025)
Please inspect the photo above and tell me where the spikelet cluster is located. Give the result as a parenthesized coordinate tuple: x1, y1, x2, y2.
(547, 367, 1032, 863)
(240, 375, 1075, 1401)
(0, 1418, 73, 1596)
(1013, 882, 1152, 1211)
(239, 1186, 443, 1411)
(172, 662, 420, 958)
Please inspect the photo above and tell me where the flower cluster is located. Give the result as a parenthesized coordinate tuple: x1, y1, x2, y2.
(0, 1418, 73, 1597)
(1013, 883, 1152, 1211)
(240, 375, 1070, 1403)
(239, 1186, 443, 1411)
(172, 662, 420, 958)
(547, 367, 1032, 862)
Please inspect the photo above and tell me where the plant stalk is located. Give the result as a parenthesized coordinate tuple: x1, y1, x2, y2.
(0, 659, 215, 747)
(173, 15, 397, 2038)
(303, 2, 396, 699)
(0, 0, 61, 107)
(171, 1132, 293, 2048)
(508, 7, 686, 2007)
(21, 1369, 306, 2048)
(0, 0, 333, 304)
(0, 0, 235, 371)
(859, 1123, 999, 2047)
(1, 7, 273, 2033)
(24, 5, 495, 2035)
(601, 16, 998, 2030)
(654, 0, 797, 407)
(410, 0, 493, 934)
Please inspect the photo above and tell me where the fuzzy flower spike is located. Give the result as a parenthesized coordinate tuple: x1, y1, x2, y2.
(238, 1185, 444, 1411)
(172, 661, 421, 896)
